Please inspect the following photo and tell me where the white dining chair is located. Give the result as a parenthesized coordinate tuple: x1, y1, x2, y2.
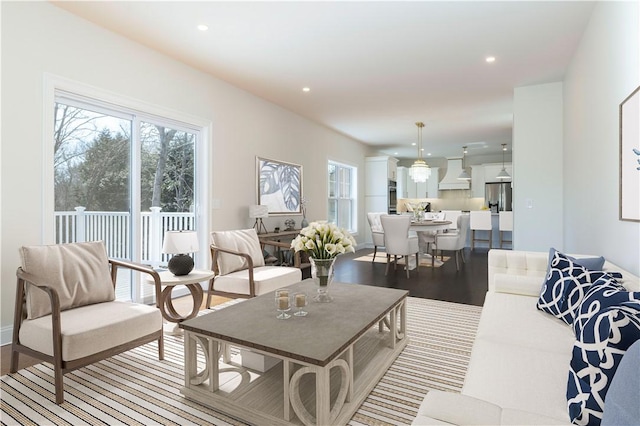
(380, 215, 420, 278)
(433, 214, 470, 270)
(367, 212, 387, 262)
(499, 211, 513, 249)
(470, 210, 492, 250)
(442, 210, 462, 231)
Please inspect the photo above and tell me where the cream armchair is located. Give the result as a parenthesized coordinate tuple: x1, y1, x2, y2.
(206, 228, 302, 306)
(10, 241, 164, 404)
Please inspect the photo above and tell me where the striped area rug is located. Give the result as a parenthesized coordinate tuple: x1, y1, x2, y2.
(1, 298, 481, 426)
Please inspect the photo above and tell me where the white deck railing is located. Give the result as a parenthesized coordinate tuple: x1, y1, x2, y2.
(54, 207, 196, 265)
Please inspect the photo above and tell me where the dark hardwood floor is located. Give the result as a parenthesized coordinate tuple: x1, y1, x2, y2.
(333, 247, 489, 306)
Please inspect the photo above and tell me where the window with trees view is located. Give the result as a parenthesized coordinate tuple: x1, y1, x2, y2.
(328, 161, 357, 232)
(54, 95, 198, 301)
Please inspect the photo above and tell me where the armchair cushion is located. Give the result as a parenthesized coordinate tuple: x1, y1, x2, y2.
(212, 265, 302, 296)
(18, 301, 162, 361)
(212, 229, 265, 275)
(20, 241, 115, 320)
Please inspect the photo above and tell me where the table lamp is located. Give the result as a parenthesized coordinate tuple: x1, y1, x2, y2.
(249, 204, 269, 234)
(162, 230, 199, 276)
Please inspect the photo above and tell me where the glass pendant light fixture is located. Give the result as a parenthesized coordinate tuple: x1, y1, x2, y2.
(409, 121, 431, 183)
(458, 146, 471, 180)
(496, 143, 511, 180)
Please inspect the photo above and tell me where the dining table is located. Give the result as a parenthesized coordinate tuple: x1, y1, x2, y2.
(409, 219, 452, 264)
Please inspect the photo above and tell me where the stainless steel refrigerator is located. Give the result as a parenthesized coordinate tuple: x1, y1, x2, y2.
(485, 182, 512, 212)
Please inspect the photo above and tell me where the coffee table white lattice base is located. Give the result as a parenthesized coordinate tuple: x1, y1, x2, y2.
(180, 282, 407, 426)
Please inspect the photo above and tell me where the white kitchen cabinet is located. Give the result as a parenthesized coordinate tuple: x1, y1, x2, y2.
(397, 166, 408, 198)
(402, 166, 438, 198)
(366, 156, 398, 215)
(365, 156, 398, 196)
(426, 167, 439, 198)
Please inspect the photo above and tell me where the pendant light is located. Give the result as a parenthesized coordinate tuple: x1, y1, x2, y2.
(409, 122, 431, 183)
(458, 146, 471, 180)
(496, 143, 511, 180)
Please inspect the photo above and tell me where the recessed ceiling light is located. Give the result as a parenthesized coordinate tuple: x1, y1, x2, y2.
(486, 56, 496, 63)
(394, 152, 398, 155)
(197, 24, 209, 31)
(302, 87, 311, 92)
(411, 142, 416, 146)
(427, 153, 432, 156)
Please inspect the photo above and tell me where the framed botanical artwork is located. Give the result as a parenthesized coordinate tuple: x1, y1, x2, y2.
(256, 157, 303, 215)
(619, 85, 640, 222)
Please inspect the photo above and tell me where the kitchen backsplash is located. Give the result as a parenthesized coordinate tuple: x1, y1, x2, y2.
(398, 193, 485, 213)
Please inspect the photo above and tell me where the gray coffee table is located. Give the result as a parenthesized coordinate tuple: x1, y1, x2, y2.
(180, 279, 408, 426)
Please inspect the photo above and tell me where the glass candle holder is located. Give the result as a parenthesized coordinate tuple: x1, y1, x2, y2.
(293, 292, 308, 317)
(275, 289, 291, 320)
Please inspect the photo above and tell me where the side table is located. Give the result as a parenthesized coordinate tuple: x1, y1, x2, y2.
(146, 269, 215, 334)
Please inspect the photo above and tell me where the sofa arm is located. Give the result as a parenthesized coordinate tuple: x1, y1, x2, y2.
(412, 391, 502, 425)
(493, 273, 543, 297)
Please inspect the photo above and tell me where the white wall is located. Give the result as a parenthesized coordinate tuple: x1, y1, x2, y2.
(512, 82, 564, 251)
(0, 2, 369, 339)
(563, 1, 640, 275)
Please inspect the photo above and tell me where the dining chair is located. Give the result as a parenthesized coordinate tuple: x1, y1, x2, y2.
(499, 211, 513, 249)
(441, 210, 462, 231)
(366, 212, 386, 262)
(433, 214, 470, 270)
(380, 215, 420, 278)
(470, 210, 492, 250)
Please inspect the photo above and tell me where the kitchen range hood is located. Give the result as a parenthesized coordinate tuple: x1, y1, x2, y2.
(438, 158, 470, 190)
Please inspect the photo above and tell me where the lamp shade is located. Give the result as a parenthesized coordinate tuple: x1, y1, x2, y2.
(249, 204, 269, 218)
(162, 230, 199, 254)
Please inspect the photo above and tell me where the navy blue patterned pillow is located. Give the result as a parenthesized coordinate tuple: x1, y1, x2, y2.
(537, 250, 623, 325)
(567, 306, 640, 426)
(573, 276, 638, 336)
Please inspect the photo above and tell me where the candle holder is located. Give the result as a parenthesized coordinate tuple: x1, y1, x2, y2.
(275, 289, 291, 320)
(293, 292, 308, 317)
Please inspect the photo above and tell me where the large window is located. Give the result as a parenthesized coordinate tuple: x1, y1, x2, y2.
(328, 161, 357, 232)
(53, 92, 200, 301)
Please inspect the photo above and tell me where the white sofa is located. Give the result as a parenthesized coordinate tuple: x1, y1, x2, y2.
(413, 249, 640, 425)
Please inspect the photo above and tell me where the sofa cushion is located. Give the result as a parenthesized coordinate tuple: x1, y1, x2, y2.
(463, 338, 572, 422)
(537, 250, 622, 325)
(567, 307, 640, 426)
(20, 241, 115, 320)
(477, 292, 574, 354)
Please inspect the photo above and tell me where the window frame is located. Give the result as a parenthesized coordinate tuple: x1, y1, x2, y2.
(327, 159, 357, 233)
(43, 74, 212, 302)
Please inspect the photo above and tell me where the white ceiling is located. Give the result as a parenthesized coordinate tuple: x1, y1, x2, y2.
(52, 1, 595, 160)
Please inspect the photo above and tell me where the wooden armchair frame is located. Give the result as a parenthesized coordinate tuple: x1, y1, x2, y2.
(10, 258, 164, 404)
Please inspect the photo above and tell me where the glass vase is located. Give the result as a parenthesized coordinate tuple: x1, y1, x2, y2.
(310, 257, 335, 303)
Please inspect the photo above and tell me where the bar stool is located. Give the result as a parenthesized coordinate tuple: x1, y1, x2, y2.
(470, 210, 492, 250)
(499, 211, 513, 249)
